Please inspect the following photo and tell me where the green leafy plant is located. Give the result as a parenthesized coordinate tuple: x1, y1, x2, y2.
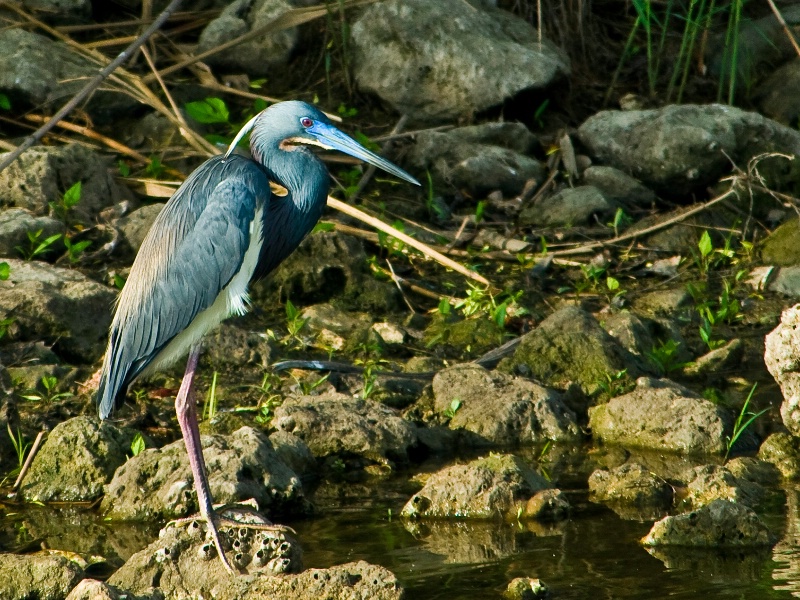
(16, 229, 62, 261)
(185, 97, 230, 124)
(689, 279, 741, 351)
(0, 93, 10, 110)
(118, 159, 131, 177)
(49, 181, 81, 222)
(21, 376, 73, 403)
(454, 283, 526, 329)
(607, 207, 633, 237)
(725, 383, 768, 461)
(64, 237, 92, 264)
(7, 424, 30, 479)
(595, 369, 634, 400)
(282, 299, 309, 347)
(130, 432, 146, 457)
(0, 317, 14, 341)
(146, 155, 165, 179)
(0, 261, 9, 280)
(443, 398, 462, 420)
(647, 339, 690, 374)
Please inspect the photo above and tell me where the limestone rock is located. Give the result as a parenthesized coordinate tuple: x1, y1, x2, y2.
(581, 165, 656, 208)
(21, 416, 139, 503)
(0, 259, 115, 363)
(588, 377, 732, 455)
(765, 304, 800, 436)
(116, 203, 164, 254)
(0, 552, 84, 600)
(101, 426, 307, 520)
(401, 454, 550, 519)
(0, 209, 64, 258)
(272, 394, 417, 466)
(351, 0, 569, 122)
(431, 363, 580, 445)
(589, 462, 674, 514)
(519, 185, 614, 227)
(641, 499, 774, 547)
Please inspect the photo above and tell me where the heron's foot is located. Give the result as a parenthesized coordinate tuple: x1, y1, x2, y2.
(165, 509, 300, 575)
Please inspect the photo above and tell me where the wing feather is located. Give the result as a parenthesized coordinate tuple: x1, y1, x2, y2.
(97, 155, 269, 418)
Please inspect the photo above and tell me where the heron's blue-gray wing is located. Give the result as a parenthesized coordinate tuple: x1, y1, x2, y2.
(97, 155, 269, 418)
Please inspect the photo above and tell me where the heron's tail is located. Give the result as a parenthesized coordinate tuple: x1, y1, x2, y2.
(96, 328, 131, 420)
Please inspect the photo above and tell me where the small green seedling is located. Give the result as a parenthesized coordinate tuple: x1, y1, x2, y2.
(0, 261, 9, 280)
(49, 181, 82, 222)
(17, 229, 62, 261)
(202, 371, 219, 421)
(21, 376, 73, 403)
(725, 383, 768, 461)
(130, 432, 146, 457)
(444, 398, 462, 419)
(64, 237, 92, 264)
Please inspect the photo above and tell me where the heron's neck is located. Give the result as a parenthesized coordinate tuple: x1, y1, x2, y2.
(255, 145, 329, 212)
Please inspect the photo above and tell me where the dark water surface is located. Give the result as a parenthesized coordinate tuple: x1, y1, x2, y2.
(4, 474, 800, 598)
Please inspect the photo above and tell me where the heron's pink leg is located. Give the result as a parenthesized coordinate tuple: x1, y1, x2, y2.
(174, 345, 235, 574)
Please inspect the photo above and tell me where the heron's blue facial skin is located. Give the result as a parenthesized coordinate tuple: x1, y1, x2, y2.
(302, 119, 420, 186)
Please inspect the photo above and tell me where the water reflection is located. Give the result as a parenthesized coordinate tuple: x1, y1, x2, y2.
(773, 486, 800, 596)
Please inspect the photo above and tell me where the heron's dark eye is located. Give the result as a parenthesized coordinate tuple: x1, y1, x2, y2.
(300, 117, 313, 128)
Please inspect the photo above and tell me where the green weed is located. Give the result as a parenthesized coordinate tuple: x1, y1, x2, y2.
(130, 432, 146, 457)
(64, 237, 91, 264)
(7, 424, 30, 479)
(647, 339, 690, 374)
(21, 376, 73, 404)
(443, 398, 462, 420)
(0, 261, 9, 280)
(16, 229, 62, 261)
(49, 181, 82, 222)
(595, 369, 634, 399)
(201, 371, 219, 421)
(725, 383, 767, 461)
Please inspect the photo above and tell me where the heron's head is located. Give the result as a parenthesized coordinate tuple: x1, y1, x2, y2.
(227, 100, 419, 186)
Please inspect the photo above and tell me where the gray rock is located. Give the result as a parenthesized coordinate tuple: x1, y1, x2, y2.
(577, 104, 800, 196)
(603, 311, 657, 359)
(765, 305, 800, 436)
(768, 265, 800, 298)
(589, 462, 674, 514)
(0, 144, 130, 222)
(0, 552, 84, 600)
(269, 430, 317, 479)
(196, 0, 298, 76)
(253, 230, 399, 313)
(632, 288, 693, 319)
(272, 394, 417, 465)
(759, 432, 800, 479)
(22, 0, 91, 23)
(0, 29, 136, 121)
(0, 209, 65, 258)
(641, 499, 774, 547)
(581, 165, 656, 207)
(760, 217, 800, 266)
(116, 203, 164, 254)
(351, 0, 569, 122)
(588, 377, 731, 455)
(300, 303, 372, 338)
(520, 185, 614, 227)
(401, 454, 550, 519)
(756, 58, 800, 126)
(522, 488, 570, 521)
(21, 416, 138, 503)
(65, 579, 119, 600)
(0, 259, 115, 363)
(498, 305, 649, 395)
(431, 364, 580, 445)
(101, 426, 306, 520)
(504, 577, 550, 600)
(407, 127, 544, 197)
(202, 322, 273, 371)
(682, 339, 744, 381)
(683, 464, 768, 509)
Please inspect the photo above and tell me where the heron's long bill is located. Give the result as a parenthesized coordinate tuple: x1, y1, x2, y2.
(310, 122, 420, 186)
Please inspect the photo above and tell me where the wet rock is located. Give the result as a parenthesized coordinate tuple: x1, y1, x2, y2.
(0, 144, 130, 223)
(0, 208, 65, 258)
(682, 464, 768, 509)
(522, 489, 570, 521)
(401, 454, 550, 519)
(759, 432, 800, 479)
(272, 394, 417, 466)
(269, 430, 317, 480)
(519, 185, 614, 227)
(196, 0, 297, 76)
(351, 0, 569, 122)
(0, 259, 115, 363)
(202, 322, 273, 371)
(766, 305, 800, 436)
(424, 315, 505, 356)
(0, 29, 136, 120)
(65, 579, 119, 600)
(641, 499, 774, 547)
(760, 218, 800, 266)
(682, 339, 744, 381)
(581, 165, 656, 208)
(22, 0, 91, 24)
(498, 305, 649, 395)
(577, 104, 800, 196)
(116, 203, 164, 254)
(254, 230, 399, 313)
(110, 515, 401, 600)
(101, 426, 306, 520)
(504, 577, 550, 600)
(727, 456, 781, 488)
(588, 462, 674, 517)
(756, 58, 800, 126)
(431, 364, 580, 445)
(632, 287, 693, 319)
(21, 416, 139, 503)
(588, 377, 731, 455)
(407, 126, 544, 197)
(0, 552, 84, 600)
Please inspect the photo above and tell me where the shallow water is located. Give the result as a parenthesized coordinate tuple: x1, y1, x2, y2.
(3, 471, 800, 598)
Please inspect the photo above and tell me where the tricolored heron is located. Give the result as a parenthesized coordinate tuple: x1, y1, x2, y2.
(96, 101, 419, 573)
